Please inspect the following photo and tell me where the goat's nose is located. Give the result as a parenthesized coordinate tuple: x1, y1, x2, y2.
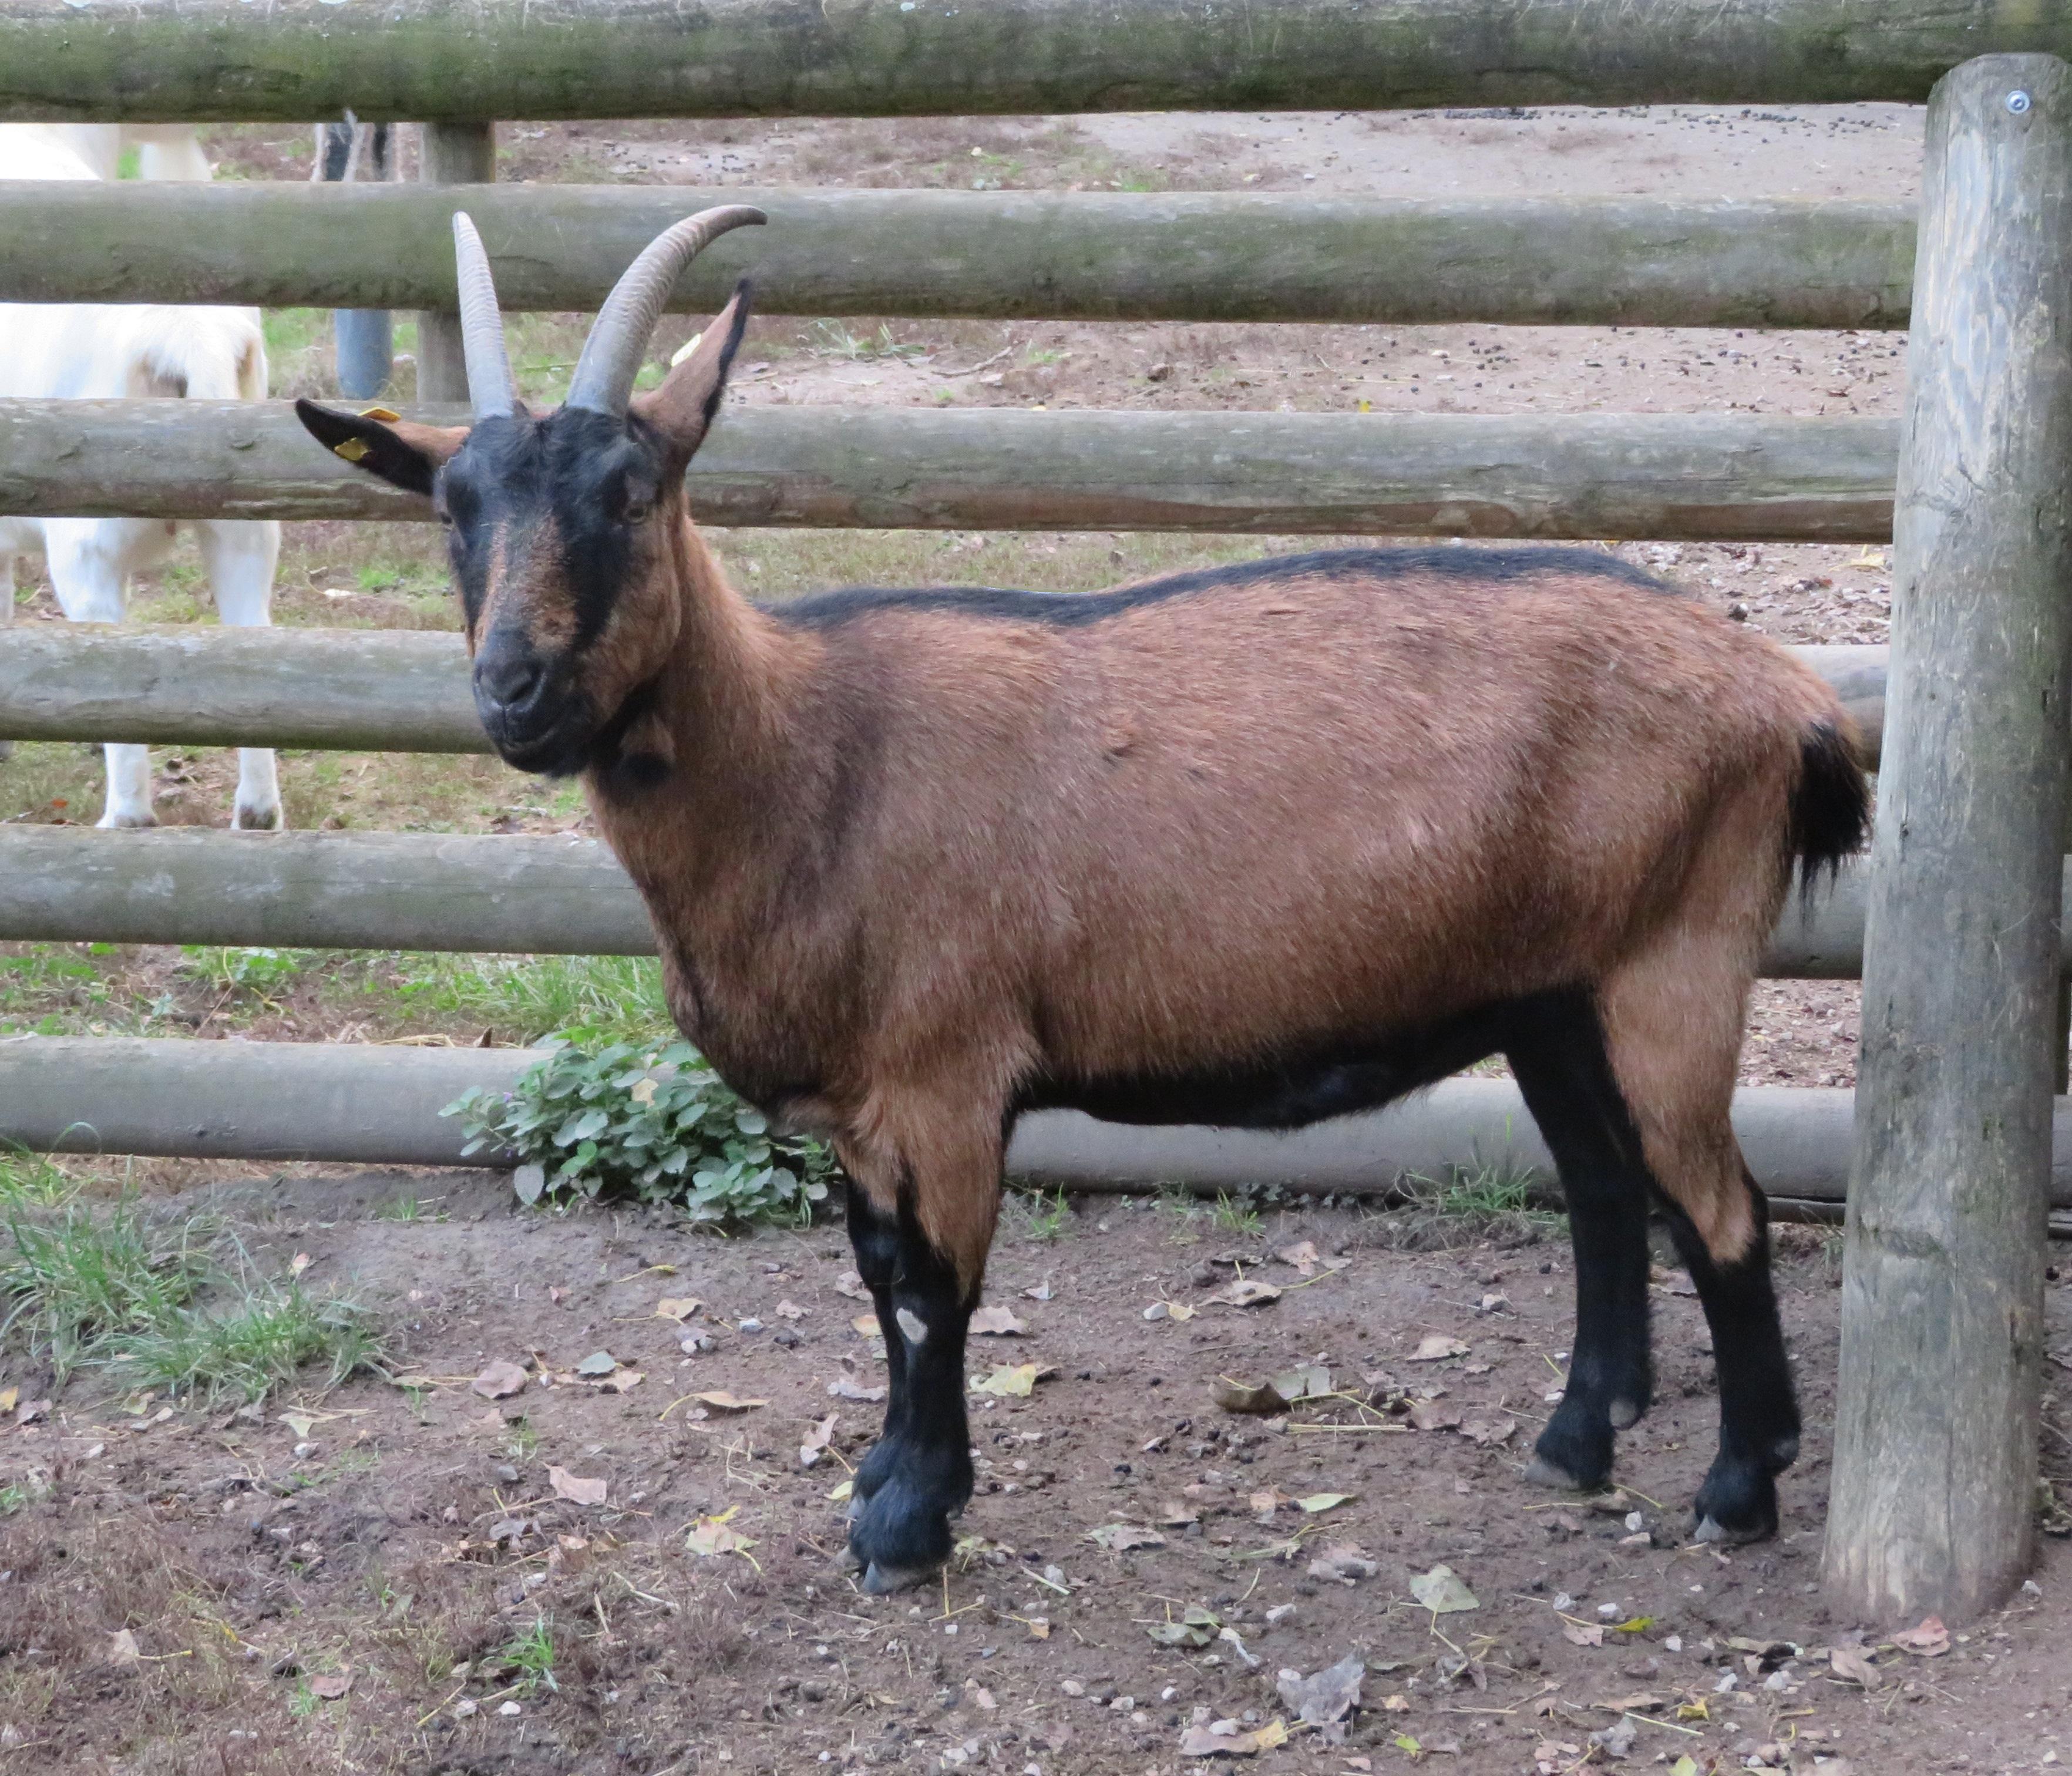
(476, 647, 542, 709)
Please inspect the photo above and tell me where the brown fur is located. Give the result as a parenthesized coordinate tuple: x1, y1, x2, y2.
(580, 514, 1845, 1287)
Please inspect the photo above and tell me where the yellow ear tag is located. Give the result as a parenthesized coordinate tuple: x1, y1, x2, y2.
(358, 405, 402, 423)
(332, 437, 371, 463)
(668, 331, 704, 368)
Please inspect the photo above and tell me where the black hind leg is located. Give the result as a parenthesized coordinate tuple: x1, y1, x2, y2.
(1506, 991, 1657, 1493)
(1658, 1176, 1799, 1543)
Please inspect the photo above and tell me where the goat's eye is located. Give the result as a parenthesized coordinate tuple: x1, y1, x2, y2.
(622, 497, 652, 526)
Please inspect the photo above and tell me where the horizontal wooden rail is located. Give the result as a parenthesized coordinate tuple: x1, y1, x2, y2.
(0, 183, 1915, 331)
(0, 825, 1902, 977)
(0, 0, 2063, 122)
(0, 628, 1888, 766)
(4, 1037, 2069, 1215)
(0, 401, 1899, 541)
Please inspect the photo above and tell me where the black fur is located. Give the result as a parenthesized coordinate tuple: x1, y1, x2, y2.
(845, 1183, 978, 1586)
(292, 399, 441, 497)
(764, 545, 1673, 635)
(1791, 717, 1872, 897)
(1506, 991, 1797, 1540)
(1021, 992, 1570, 1130)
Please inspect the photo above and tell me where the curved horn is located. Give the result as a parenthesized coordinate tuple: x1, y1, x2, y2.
(565, 204, 766, 416)
(452, 211, 517, 421)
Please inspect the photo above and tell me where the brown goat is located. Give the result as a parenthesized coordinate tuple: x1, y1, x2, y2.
(300, 210, 1870, 1592)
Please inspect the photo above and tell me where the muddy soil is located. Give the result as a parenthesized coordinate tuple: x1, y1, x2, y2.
(5, 1182, 2069, 1774)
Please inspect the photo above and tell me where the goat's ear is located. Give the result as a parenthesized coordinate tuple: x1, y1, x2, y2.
(295, 399, 468, 497)
(630, 281, 752, 462)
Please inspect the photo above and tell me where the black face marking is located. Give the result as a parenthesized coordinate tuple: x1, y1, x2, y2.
(763, 544, 1674, 635)
(435, 407, 671, 774)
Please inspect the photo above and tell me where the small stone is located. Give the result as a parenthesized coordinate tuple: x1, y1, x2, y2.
(497, 1700, 522, 1717)
(739, 1318, 765, 1334)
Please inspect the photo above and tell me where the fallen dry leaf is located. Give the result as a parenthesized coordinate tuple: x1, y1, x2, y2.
(106, 1629, 141, 1666)
(970, 1362, 1045, 1397)
(775, 1299, 808, 1320)
(691, 1391, 767, 1414)
(470, 1360, 528, 1400)
(1276, 1239, 1321, 1275)
(575, 1350, 618, 1378)
(14, 1399, 48, 1425)
(597, 1368, 643, 1394)
(1408, 1563, 1478, 1613)
(1277, 1653, 1365, 1743)
(280, 1409, 318, 1439)
(1562, 1622, 1605, 1648)
(1088, 1522, 1165, 1552)
(1829, 1645, 1882, 1689)
(1024, 1280, 1055, 1301)
(851, 1312, 883, 1338)
(834, 1270, 870, 1301)
(1408, 1398, 1462, 1432)
(1408, 1334, 1469, 1362)
(1458, 1410, 1518, 1447)
(654, 1297, 702, 1323)
(1146, 1606, 1219, 1649)
(685, 1506, 756, 1559)
(1270, 1363, 1331, 1401)
(1207, 1278, 1281, 1309)
(1212, 1376, 1290, 1415)
(1891, 1616, 1950, 1657)
(827, 1375, 887, 1402)
(969, 1304, 1027, 1336)
(547, 1465, 607, 1507)
(0, 1387, 16, 1415)
(1179, 1718, 1288, 1758)
(1157, 1501, 1202, 1528)
(290, 1252, 313, 1277)
(799, 1414, 837, 1468)
(309, 1670, 352, 1700)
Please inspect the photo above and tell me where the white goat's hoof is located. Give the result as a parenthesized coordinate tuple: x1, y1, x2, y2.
(232, 803, 284, 832)
(96, 810, 158, 830)
(861, 1560, 938, 1596)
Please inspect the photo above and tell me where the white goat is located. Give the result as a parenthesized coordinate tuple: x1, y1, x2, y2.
(0, 124, 283, 829)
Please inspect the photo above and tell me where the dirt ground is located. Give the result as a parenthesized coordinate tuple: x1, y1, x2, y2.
(9, 99, 2066, 1775)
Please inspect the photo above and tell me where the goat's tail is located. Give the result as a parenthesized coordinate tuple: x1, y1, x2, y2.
(1789, 716, 1871, 897)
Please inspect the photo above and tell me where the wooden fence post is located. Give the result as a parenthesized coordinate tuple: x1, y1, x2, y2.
(1825, 53, 2072, 1623)
(414, 122, 495, 403)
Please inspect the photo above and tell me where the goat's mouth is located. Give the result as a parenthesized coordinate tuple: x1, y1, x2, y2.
(479, 699, 598, 778)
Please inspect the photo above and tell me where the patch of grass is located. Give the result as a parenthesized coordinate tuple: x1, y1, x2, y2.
(374, 1192, 444, 1223)
(1210, 1190, 1264, 1238)
(499, 1616, 559, 1697)
(0, 1180, 384, 1401)
(395, 953, 668, 1045)
(1010, 1187, 1071, 1242)
(177, 946, 307, 1000)
(1404, 1156, 1549, 1222)
(110, 1274, 385, 1404)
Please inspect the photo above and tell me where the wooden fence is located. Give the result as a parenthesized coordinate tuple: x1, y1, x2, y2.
(1, 3, 2066, 1626)
(0, 184, 1915, 329)
(0, 0, 2064, 120)
(0, 400, 1902, 537)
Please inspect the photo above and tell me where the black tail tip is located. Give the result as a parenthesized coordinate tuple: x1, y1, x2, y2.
(1792, 718, 1871, 896)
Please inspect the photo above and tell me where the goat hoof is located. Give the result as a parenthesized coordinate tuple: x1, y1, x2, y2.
(233, 804, 284, 832)
(1693, 1462, 1778, 1545)
(1523, 1454, 1589, 1491)
(1693, 1514, 1772, 1547)
(96, 810, 157, 830)
(862, 1559, 939, 1596)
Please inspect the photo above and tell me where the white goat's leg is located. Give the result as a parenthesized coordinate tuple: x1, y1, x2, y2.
(43, 521, 153, 828)
(197, 520, 285, 831)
